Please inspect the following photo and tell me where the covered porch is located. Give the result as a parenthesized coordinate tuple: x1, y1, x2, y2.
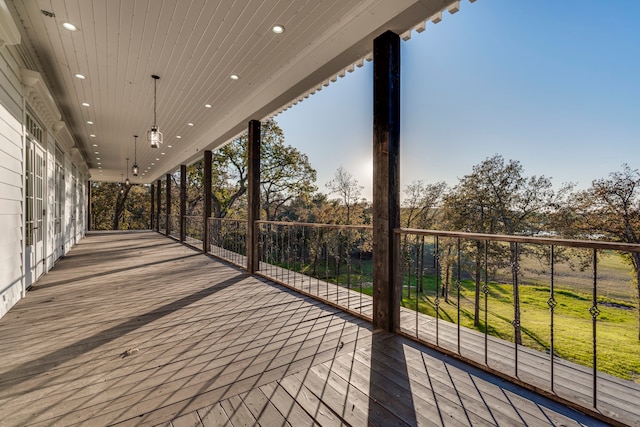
(0, 231, 606, 426)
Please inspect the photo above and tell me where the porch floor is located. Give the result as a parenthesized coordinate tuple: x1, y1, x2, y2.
(0, 231, 608, 426)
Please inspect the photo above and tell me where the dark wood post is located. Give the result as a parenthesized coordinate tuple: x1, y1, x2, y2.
(150, 183, 155, 230)
(372, 30, 401, 332)
(87, 180, 92, 231)
(166, 173, 172, 236)
(180, 165, 186, 242)
(203, 150, 212, 252)
(247, 120, 261, 273)
(155, 179, 161, 232)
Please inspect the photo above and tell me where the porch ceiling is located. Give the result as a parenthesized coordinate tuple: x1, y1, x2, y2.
(8, 0, 461, 184)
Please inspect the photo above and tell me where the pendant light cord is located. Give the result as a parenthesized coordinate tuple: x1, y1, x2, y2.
(152, 75, 160, 127)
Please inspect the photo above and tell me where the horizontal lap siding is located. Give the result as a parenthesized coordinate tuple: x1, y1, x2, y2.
(0, 57, 24, 317)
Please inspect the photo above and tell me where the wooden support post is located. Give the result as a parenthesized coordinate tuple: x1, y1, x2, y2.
(87, 180, 92, 231)
(150, 183, 155, 230)
(372, 30, 401, 332)
(180, 165, 186, 242)
(203, 150, 212, 253)
(155, 179, 161, 232)
(166, 173, 172, 236)
(247, 120, 261, 273)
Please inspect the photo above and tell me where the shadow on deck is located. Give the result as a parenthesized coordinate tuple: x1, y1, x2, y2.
(0, 231, 608, 426)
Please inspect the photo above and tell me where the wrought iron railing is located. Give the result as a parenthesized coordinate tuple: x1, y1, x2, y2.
(395, 227, 640, 416)
(169, 215, 180, 239)
(192, 216, 640, 420)
(158, 214, 167, 235)
(208, 218, 247, 267)
(257, 221, 373, 319)
(184, 216, 203, 247)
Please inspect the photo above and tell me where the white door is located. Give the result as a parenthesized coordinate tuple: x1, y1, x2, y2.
(25, 139, 45, 287)
(71, 174, 77, 245)
(34, 143, 45, 278)
(54, 147, 64, 259)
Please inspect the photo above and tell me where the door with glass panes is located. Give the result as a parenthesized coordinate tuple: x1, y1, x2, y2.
(25, 135, 45, 286)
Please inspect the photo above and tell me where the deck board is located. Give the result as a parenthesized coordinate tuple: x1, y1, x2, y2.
(0, 231, 613, 426)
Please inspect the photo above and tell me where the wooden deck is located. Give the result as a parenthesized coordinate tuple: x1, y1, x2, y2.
(0, 231, 612, 426)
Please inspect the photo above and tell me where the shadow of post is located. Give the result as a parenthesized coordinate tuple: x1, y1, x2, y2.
(368, 331, 418, 426)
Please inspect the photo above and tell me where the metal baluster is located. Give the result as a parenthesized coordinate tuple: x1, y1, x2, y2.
(457, 237, 461, 355)
(287, 226, 292, 285)
(317, 229, 321, 297)
(512, 242, 521, 377)
(359, 235, 363, 315)
(292, 226, 297, 288)
(415, 234, 419, 338)
(301, 226, 306, 291)
(325, 240, 329, 299)
(336, 230, 340, 305)
(590, 249, 600, 407)
(483, 240, 489, 366)
(407, 236, 412, 299)
(435, 236, 440, 347)
(548, 245, 557, 391)
(347, 229, 351, 311)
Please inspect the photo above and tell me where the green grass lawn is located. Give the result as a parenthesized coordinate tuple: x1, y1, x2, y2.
(276, 254, 640, 383)
(399, 278, 640, 383)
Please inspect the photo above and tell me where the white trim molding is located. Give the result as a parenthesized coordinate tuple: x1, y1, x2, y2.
(21, 68, 62, 130)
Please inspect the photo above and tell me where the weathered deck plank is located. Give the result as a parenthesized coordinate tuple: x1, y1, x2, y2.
(0, 232, 612, 426)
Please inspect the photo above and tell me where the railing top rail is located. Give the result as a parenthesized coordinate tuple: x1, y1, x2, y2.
(257, 220, 373, 231)
(397, 227, 640, 253)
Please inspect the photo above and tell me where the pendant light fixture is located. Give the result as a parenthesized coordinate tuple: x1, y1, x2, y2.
(120, 174, 124, 194)
(132, 135, 139, 176)
(148, 74, 163, 148)
(125, 158, 130, 186)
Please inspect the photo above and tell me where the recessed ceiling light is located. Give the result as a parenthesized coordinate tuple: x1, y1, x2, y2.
(176, 136, 181, 139)
(155, 158, 160, 161)
(97, 162, 101, 165)
(90, 135, 96, 138)
(96, 158, 100, 160)
(92, 144, 97, 148)
(87, 121, 94, 124)
(205, 104, 212, 108)
(75, 73, 86, 79)
(94, 152, 99, 154)
(168, 145, 172, 148)
(230, 74, 239, 80)
(272, 25, 285, 34)
(151, 163, 155, 165)
(62, 22, 77, 31)
(188, 123, 194, 126)
(82, 102, 90, 107)
(161, 152, 165, 155)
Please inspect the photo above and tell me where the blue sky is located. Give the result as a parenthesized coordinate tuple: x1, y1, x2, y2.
(277, 0, 640, 200)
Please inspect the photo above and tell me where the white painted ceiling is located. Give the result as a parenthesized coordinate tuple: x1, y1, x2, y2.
(9, 0, 462, 183)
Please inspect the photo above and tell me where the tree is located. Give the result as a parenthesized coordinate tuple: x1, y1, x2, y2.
(567, 164, 640, 340)
(402, 180, 447, 229)
(187, 120, 317, 219)
(401, 180, 447, 295)
(442, 155, 558, 341)
(326, 166, 363, 225)
(90, 182, 150, 230)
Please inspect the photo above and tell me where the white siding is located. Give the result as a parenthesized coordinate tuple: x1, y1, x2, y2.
(0, 41, 90, 320)
(0, 101, 23, 318)
(0, 45, 23, 120)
